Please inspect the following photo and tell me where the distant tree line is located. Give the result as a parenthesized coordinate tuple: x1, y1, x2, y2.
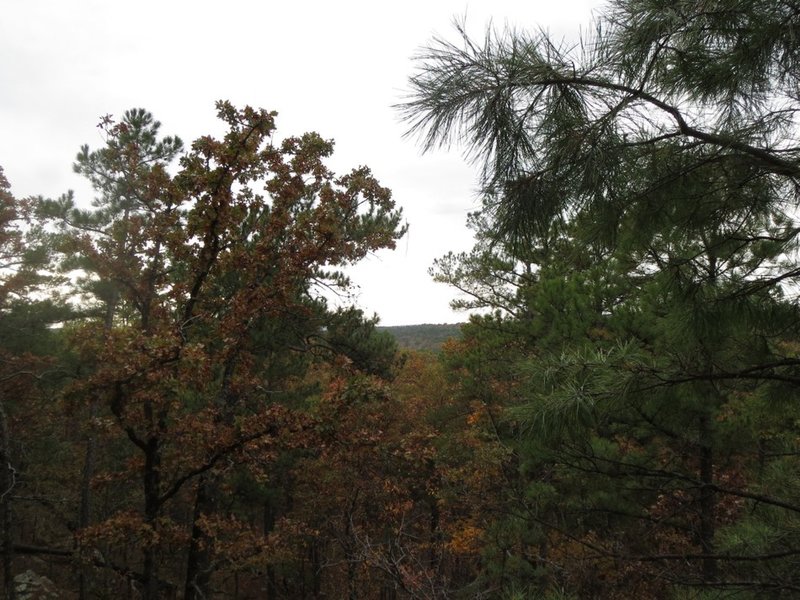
(378, 324, 463, 352)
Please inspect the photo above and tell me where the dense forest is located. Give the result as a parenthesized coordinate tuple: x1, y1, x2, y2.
(4, 0, 800, 598)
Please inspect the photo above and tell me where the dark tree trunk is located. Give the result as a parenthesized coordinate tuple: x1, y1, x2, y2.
(185, 476, 216, 600)
(0, 396, 16, 600)
(81, 297, 115, 599)
(429, 498, 439, 569)
(78, 401, 97, 600)
(185, 361, 238, 600)
(698, 414, 716, 583)
(347, 559, 358, 600)
(142, 435, 162, 600)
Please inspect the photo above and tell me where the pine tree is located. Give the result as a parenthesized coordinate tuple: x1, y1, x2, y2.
(402, 1, 800, 595)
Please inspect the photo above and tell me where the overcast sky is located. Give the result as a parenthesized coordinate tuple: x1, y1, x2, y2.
(1, 0, 601, 325)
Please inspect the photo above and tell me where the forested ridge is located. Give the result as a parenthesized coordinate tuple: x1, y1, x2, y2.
(378, 324, 463, 351)
(4, 1, 800, 598)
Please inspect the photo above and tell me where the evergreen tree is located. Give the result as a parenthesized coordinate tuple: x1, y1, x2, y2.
(403, 1, 800, 595)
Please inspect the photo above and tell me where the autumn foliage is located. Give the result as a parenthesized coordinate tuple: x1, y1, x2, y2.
(8, 8, 800, 591)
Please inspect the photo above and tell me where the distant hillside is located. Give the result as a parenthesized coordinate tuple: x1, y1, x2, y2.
(378, 323, 463, 352)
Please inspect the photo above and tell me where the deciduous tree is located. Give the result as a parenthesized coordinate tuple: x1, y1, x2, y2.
(40, 102, 405, 599)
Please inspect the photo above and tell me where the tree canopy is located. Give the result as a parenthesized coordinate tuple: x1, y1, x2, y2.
(400, 0, 800, 596)
(6, 2, 800, 598)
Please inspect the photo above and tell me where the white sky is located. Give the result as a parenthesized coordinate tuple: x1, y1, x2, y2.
(1, 0, 601, 325)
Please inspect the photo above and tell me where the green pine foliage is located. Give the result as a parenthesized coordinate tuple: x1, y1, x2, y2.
(402, 0, 800, 596)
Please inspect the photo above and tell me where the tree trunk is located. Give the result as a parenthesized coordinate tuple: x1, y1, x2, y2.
(186, 362, 238, 599)
(429, 498, 439, 570)
(698, 413, 716, 583)
(697, 252, 718, 584)
(142, 435, 162, 600)
(0, 395, 16, 600)
(185, 476, 216, 600)
(80, 295, 115, 599)
(78, 401, 97, 600)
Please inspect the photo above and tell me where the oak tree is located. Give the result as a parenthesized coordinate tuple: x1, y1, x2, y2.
(41, 102, 405, 599)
